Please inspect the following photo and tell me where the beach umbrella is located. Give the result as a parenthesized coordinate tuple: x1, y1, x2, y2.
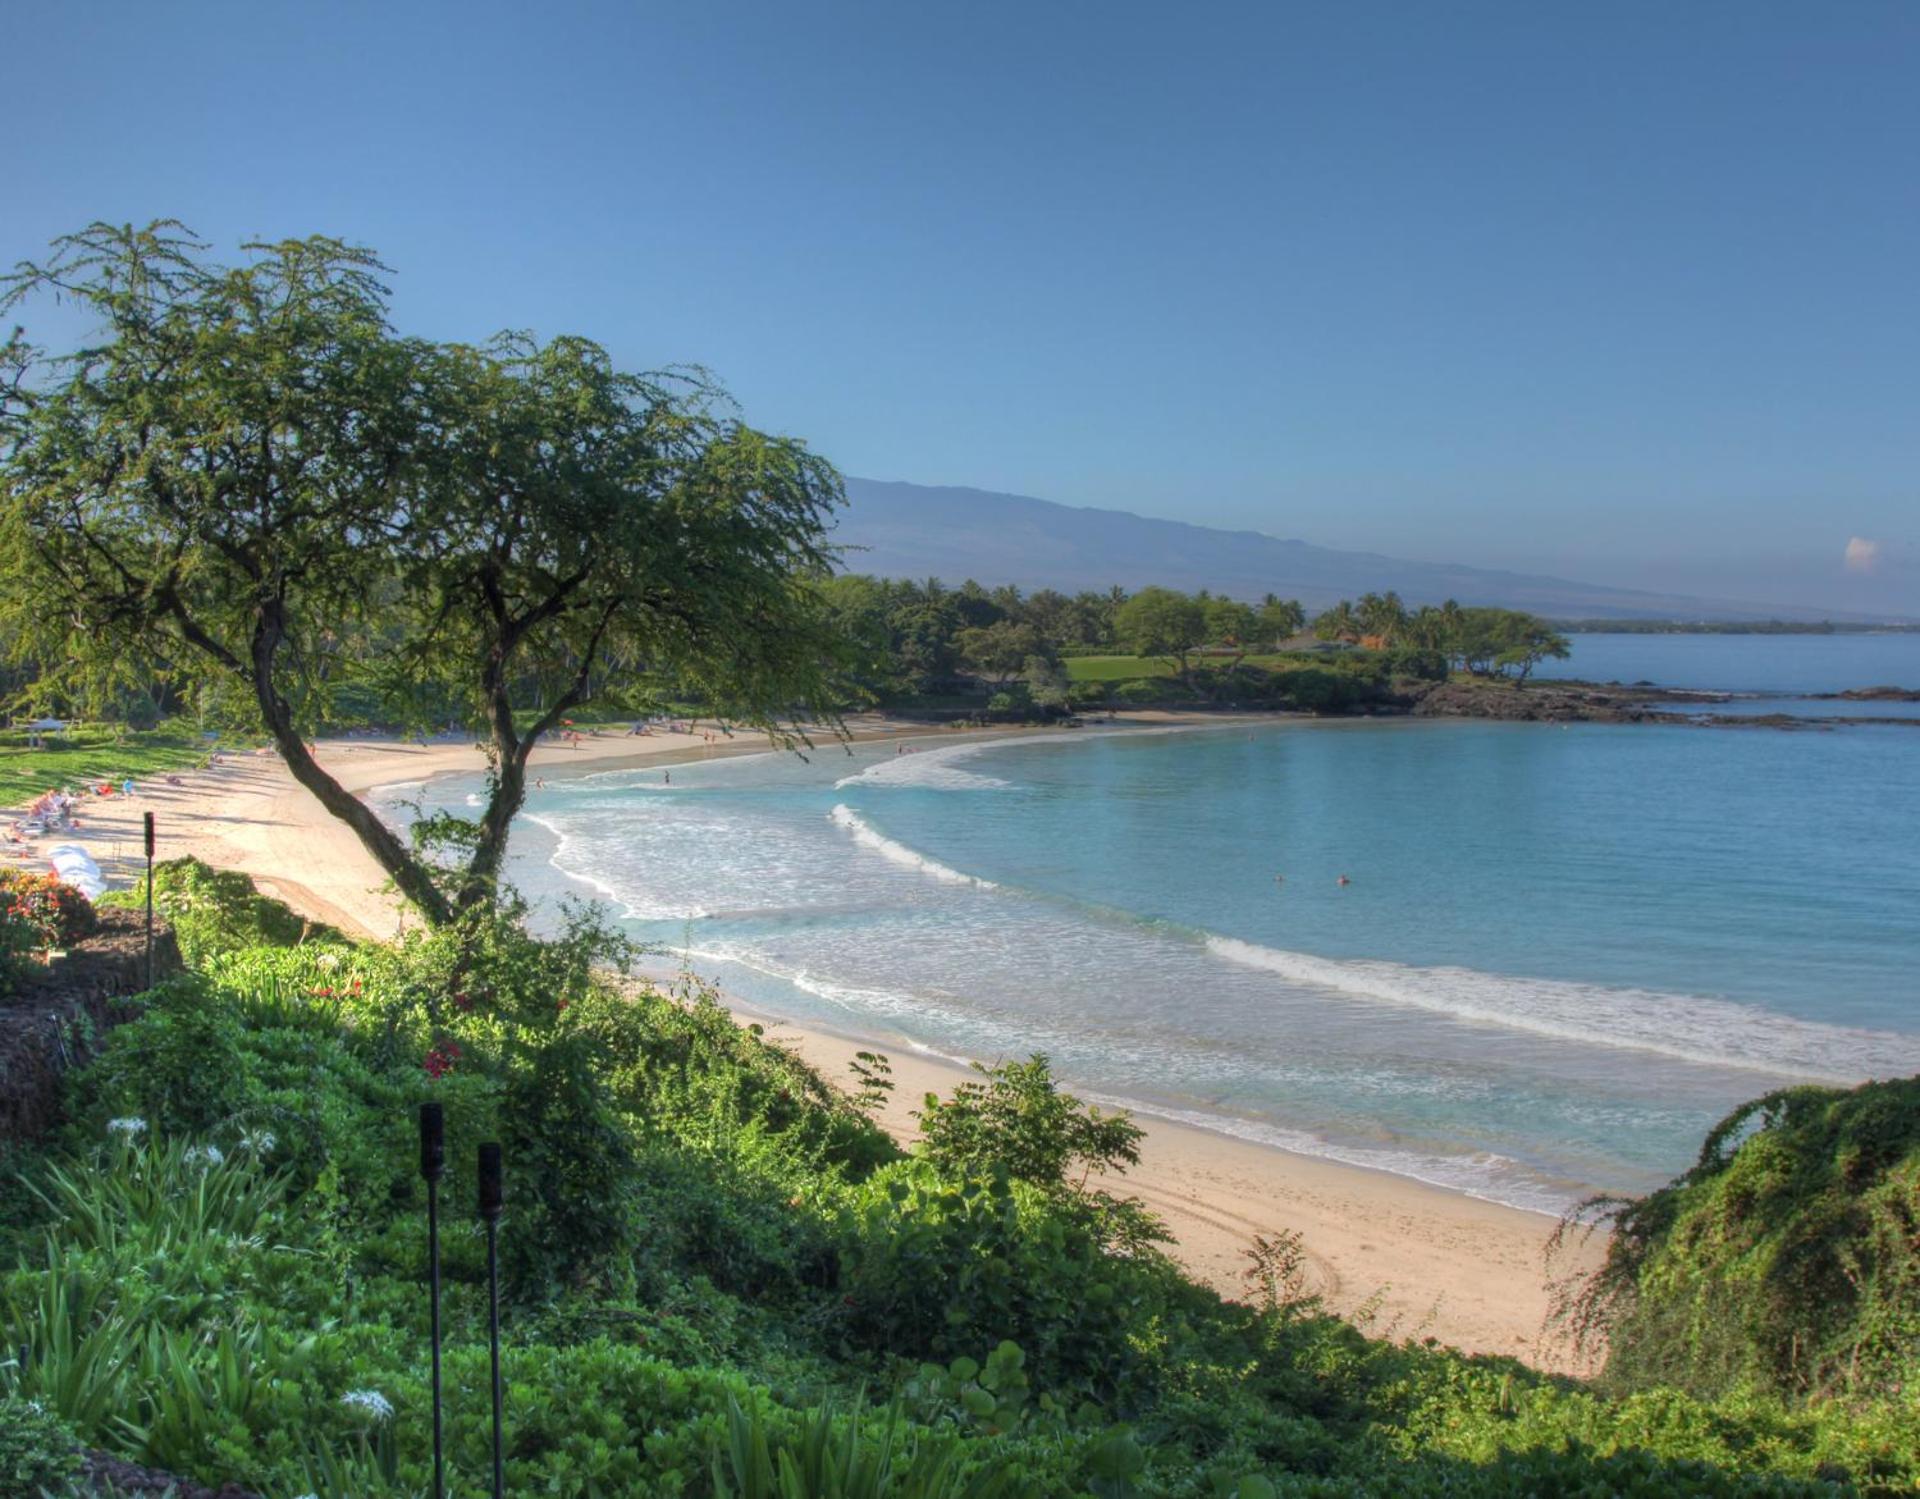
(45, 843, 105, 899)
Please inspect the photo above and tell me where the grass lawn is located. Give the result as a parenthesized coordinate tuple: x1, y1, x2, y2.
(1064, 654, 1176, 681)
(0, 724, 213, 808)
(1064, 651, 1324, 682)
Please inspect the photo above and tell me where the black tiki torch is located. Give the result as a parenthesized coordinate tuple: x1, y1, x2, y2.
(142, 811, 155, 989)
(419, 1102, 446, 1499)
(478, 1141, 506, 1499)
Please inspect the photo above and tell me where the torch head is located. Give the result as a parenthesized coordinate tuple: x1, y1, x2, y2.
(419, 1102, 445, 1182)
(478, 1141, 504, 1221)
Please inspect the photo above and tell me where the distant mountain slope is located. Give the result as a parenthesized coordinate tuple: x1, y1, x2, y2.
(833, 478, 1856, 622)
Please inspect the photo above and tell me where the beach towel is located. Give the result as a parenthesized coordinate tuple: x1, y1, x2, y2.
(45, 843, 106, 899)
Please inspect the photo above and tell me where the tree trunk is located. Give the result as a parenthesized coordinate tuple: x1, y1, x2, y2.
(249, 608, 454, 927)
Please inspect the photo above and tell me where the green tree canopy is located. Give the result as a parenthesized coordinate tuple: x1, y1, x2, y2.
(956, 619, 1047, 688)
(1257, 594, 1306, 644)
(1114, 586, 1208, 681)
(1, 221, 847, 925)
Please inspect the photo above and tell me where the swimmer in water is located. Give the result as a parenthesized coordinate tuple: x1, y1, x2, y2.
(1336, 874, 1351, 886)
(663, 770, 671, 785)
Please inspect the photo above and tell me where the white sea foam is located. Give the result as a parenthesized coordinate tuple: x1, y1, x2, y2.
(832, 720, 1272, 792)
(1205, 935, 1920, 1084)
(834, 740, 1015, 791)
(828, 805, 999, 889)
(522, 814, 717, 920)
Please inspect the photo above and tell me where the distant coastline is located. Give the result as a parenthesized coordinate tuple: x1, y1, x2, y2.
(1553, 618, 1920, 634)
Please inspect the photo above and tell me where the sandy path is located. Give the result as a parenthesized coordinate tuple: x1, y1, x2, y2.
(10, 716, 1604, 1372)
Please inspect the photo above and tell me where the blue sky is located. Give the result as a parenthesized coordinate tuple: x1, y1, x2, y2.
(8, 1, 1917, 613)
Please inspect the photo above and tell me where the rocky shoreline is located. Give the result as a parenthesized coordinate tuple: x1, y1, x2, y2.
(1401, 677, 1920, 727)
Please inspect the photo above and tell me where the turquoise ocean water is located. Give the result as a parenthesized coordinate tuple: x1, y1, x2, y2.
(388, 635, 1920, 1215)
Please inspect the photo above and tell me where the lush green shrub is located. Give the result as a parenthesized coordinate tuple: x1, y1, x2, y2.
(99, 856, 337, 965)
(1110, 678, 1174, 706)
(1384, 647, 1449, 682)
(1556, 1079, 1920, 1403)
(499, 1029, 640, 1296)
(78, 975, 251, 1133)
(835, 1162, 1184, 1400)
(0, 1394, 83, 1497)
(917, 1055, 1141, 1192)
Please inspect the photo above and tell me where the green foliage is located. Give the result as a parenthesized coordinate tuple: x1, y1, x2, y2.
(917, 1056, 1142, 1192)
(1557, 1079, 1920, 1403)
(1115, 588, 1210, 679)
(99, 856, 336, 967)
(1, 861, 1913, 1499)
(499, 1029, 640, 1296)
(0, 1394, 82, 1498)
(835, 1161, 1181, 1397)
(711, 1393, 1021, 1499)
(1063, 656, 1177, 684)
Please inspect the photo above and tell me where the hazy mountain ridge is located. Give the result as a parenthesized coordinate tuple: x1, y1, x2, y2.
(835, 478, 1883, 622)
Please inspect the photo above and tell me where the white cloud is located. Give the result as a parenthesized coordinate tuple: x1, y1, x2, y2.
(1844, 537, 1882, 574)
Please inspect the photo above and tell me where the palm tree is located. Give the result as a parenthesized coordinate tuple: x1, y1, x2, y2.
(1313, 600, 1362, 643)
(1356, 591, 1409, 643)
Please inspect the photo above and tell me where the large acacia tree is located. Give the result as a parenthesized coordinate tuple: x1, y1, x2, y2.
(1, 222, 847, 925)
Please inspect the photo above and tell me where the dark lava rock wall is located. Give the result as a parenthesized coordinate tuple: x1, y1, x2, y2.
(0, 907, 182, 1143)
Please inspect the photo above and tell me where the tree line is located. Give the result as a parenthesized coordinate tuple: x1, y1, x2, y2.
(820, 577, 1568, 697)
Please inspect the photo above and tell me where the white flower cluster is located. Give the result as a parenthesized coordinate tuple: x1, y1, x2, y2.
(340, 1389, 395, 1422)
(107, 1117, 147, 1136)
(238, 1129, 277, 1154)
(315, 951, 341, 972)
(184, 1144, 225, 1167)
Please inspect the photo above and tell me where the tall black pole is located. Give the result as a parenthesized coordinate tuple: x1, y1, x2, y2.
(478, 1141, 505, 1499)
(419, 1103, 446, 1499)
(142, 812, 155, 989)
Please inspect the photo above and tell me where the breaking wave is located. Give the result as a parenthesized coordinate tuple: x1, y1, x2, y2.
(827, 805, 1000, 889)
(1205, 935, 1918, 1083)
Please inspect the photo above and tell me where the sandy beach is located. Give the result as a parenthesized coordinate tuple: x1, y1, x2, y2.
(11, 717, 1603, 1373)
